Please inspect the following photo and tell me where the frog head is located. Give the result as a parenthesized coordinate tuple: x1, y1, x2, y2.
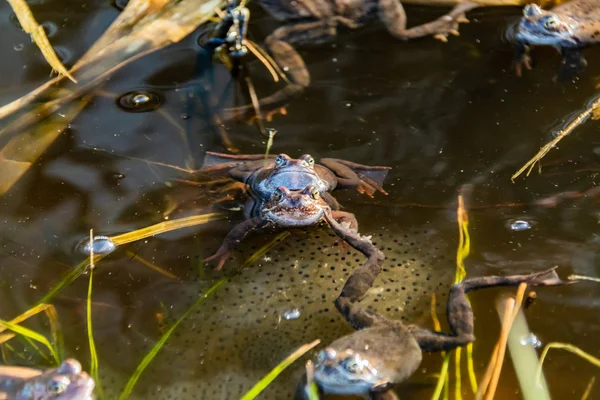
(516, 4, 578, 46)
(312, 347, 390, 395)
(20, 359, 95, 400)
(262, 185, 326, 226)
(272, 154, 316, 174)
(312, 327, 422, 396)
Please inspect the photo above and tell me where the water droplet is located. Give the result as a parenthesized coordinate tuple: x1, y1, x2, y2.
(520, 333, 542, 349)
(117, 91, 162, 113)
(77, 236, 116, 255)
(283, 308, 301, 320)
(113, 0, 129, 11)
(508, 220, 532, 231)
(13, 43, 24, 51)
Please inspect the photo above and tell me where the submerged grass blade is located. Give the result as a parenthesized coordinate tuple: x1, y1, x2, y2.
(127, 251, 179, 279)
(241, 339, 321, 400)
(118, 277, 228, 400)
(536, 342, 600, 385)
(0, 320, 59, 365)
(42, 305, 64, 362)
(432, 192, 475, 399)
(86, 233, 102, 396)
(6, 0, 76, 82)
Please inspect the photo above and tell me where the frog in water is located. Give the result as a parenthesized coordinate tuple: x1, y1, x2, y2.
(297, 267, 570, 399)
(514, 0, 600, 77)
(208, 0, 478, 120)
(199, 152, 390, 270)
(0, 359, 94, 400)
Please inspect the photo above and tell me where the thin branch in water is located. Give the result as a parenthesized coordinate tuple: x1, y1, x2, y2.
(512, 95, 600, 181)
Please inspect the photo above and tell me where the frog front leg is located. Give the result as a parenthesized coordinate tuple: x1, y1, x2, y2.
(204, 217, 270, 270)
(408, 267, 567, 352)
(378, 0, 478, 42)
(514, 43, 532, 77)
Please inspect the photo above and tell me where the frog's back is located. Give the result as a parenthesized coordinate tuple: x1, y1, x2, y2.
(556, 0, 600, 44)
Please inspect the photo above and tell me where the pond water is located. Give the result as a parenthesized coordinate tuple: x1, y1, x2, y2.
(0, 1, 599, 399)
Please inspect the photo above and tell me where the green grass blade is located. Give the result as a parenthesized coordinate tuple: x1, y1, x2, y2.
(241, 339, 320, 400)
(118, 277, 228, 400)
(43, 305, 64, 361)
(0, 320, 59, 365)
(431, 352, 451, 400)
(86, 265, 103, 398)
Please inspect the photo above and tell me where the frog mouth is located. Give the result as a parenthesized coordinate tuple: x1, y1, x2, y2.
(263, 205, 324, 226)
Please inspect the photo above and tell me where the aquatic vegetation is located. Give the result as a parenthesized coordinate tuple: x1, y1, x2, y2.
(6, 0, 75, 82)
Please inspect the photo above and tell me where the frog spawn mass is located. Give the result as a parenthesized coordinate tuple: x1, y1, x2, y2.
(95, 222, 454, 399)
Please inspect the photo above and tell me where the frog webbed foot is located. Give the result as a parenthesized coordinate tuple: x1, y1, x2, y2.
(432, 4, 476, 43)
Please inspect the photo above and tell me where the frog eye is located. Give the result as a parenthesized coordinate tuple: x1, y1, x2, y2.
(300, 155, 315, 167)
(275, 154, 288, 168)
(309, 187, 319, 199)
(342, 356, 363, 374)
(543, 15, 560, 29)
(273, 188, 284, 201)
(47, 376, 70, 394)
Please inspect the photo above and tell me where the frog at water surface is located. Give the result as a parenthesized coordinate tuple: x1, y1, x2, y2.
(0, 359, 94, 400)
(211, 0, 478, 120)
(297, 268, 571, 399)
(514, 0, 600, 77)
(199, 151, 390, 270)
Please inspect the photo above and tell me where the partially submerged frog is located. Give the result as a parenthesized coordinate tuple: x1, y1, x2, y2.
(514, 0, 600, 76)
(298, 268, 569, 399)
(209, 0, 478, 120)
(0, 359, 94, 400)
(200, 152, 390, 270)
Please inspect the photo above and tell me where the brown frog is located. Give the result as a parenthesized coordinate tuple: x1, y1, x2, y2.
(199, 152, 390, 270)
(0, 359, 94, 400)
(514, 0, 600, 77)
(297, 268, 571, 399)
(209, 0, 479, 120)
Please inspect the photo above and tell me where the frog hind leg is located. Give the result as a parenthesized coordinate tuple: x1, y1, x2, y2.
(378, 0, 478, 42)
(320, 158, 391, 197)
(222, 19, 341, 122)
(204, 217, 270, 270)
(199, 152, 274, 181)
(323, 210, 385, 307)
(408, 267, 567, 352)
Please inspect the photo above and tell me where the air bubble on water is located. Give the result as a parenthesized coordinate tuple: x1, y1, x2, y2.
(77, 236, 116, 256)
(41, 21, 57, 37)
(13, 43, 24, 51)
(117, 91, 162, 113)
(283, 308, 301, 320)
(520, 333, 542, 349)
(508, 219, 532, 231)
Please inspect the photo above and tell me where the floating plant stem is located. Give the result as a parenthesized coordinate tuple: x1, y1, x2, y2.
(241, 339, 321, 400)
(6, 0, 76, 82)
(118, 277, 228, 400)
(512, 95, 600, 181)
(581, 377, 595, 400)
(569, 274, 600, 284)
(110, 213, 223, 246)
(264, 128, 277, 164)
(126, 251, 179, 280)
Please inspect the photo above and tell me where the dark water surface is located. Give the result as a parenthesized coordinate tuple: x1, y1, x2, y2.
(0, 1, 599, 399)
